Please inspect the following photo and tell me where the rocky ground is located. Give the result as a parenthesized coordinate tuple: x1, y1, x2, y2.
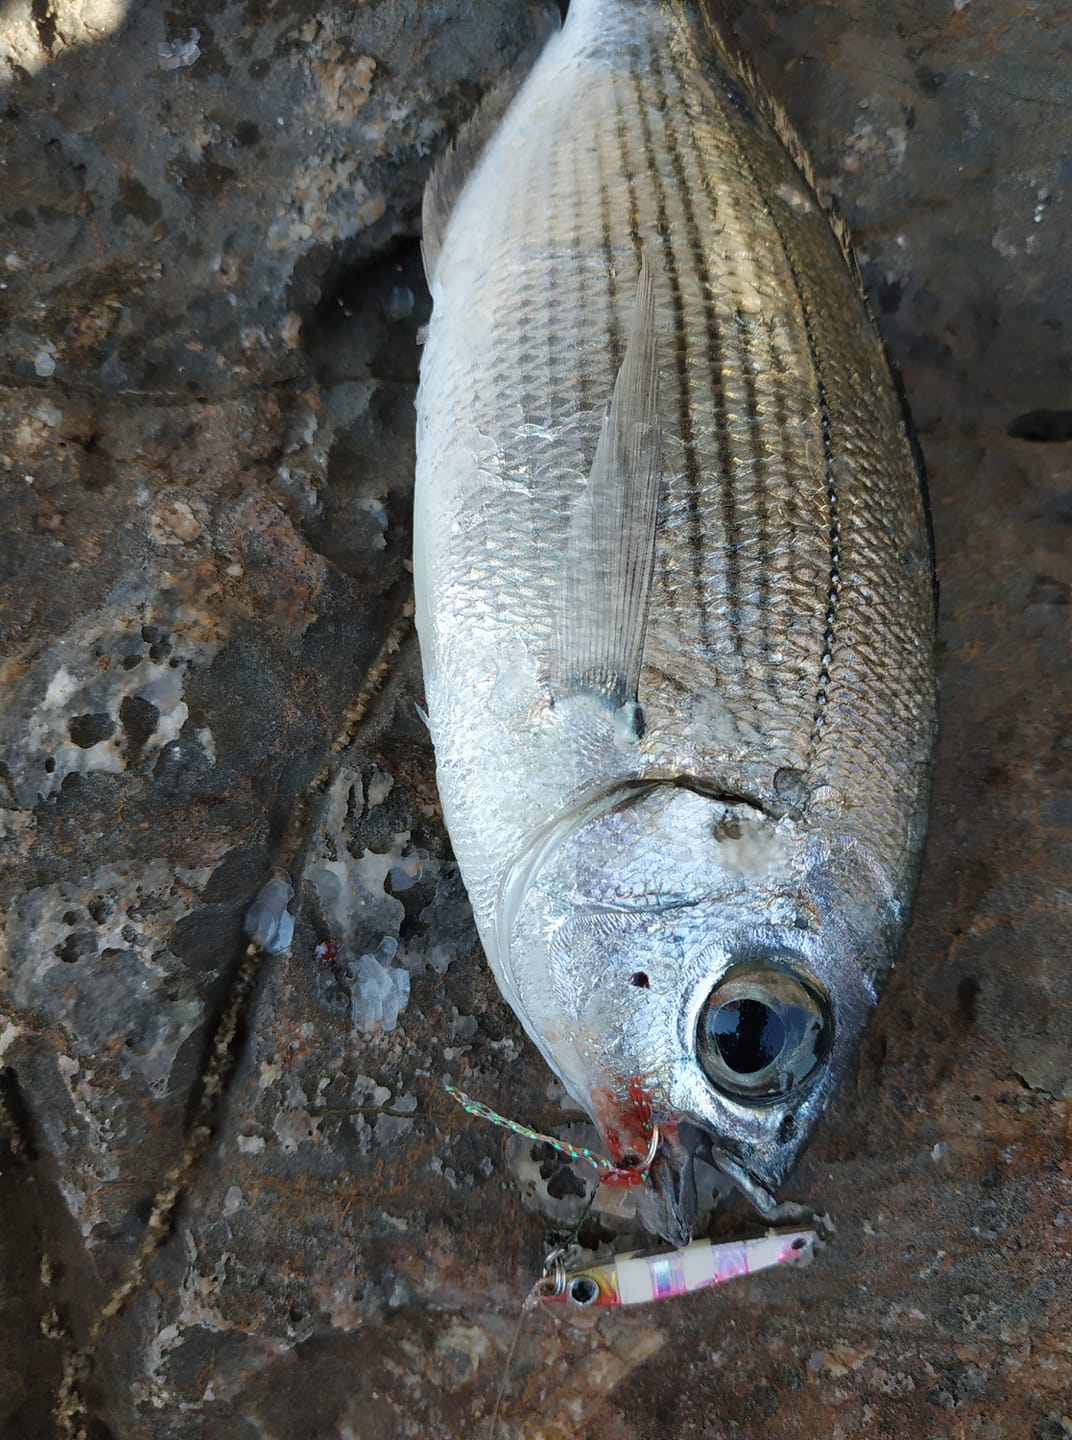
(0, 1, 1069, 1437)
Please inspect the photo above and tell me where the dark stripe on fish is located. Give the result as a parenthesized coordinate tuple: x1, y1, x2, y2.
(651, 49, 744, 655)
(643, 55, 715, 645)
(733, 305, 774, 668)
(541, 106, 560, 439)
(677, 49, 778, 673)
(766, 332, 795, 700)
(644, 663, 692, 696)
(630, 62, 713, 647)
(598, 143, 622, 374)
(716, 107, 840, 755)
(679, 126, 776, 671)
(765, 233, 838, 753)
(570, 132, 593, 413)
(612, 75, 642, 258)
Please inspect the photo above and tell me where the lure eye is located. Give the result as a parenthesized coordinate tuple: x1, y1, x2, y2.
(567, 1275, 600, 1306)
(697, 962, 831, 1102)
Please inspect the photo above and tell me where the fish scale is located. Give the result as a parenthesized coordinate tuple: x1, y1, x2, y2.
(623, 60, 836, 737)
(415, 0, 936, 1238)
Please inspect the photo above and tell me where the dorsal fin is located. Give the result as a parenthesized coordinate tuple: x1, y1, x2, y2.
(695, 0, 935, 561)
(551, 255, 662, 710)
(694, 0, 865, 296)
(421, 5, 561, 282)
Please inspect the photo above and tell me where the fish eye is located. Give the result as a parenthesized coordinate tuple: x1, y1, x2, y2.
(696, 961, 831, 1102)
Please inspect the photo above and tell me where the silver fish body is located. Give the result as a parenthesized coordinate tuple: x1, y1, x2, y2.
(414, 0, 936, 1238)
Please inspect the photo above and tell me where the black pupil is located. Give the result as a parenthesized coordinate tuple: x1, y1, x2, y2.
(570, 1276, 599, 1305)
(712, 998, 785, 1074)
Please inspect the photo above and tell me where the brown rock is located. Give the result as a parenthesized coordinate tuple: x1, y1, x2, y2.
(1, 1, 1069, 1437)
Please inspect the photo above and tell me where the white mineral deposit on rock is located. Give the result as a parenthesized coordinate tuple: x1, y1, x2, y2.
(273, 1103, 321, 1151)
(157, 28, 201, 71)
(348, 951, 410, 1032)
(388, 848, 430, 892)
(365, 768, 394, 807)
(384, 285, 415, 322)
(243, 872, 295, 955)
(3, 584, 227, 804)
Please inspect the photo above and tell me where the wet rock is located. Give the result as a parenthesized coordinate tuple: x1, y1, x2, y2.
(1, 0, 1070, 1437)
(0, 0, 547, 392)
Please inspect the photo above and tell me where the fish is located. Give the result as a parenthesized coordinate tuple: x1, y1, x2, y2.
(413, 0, 937, 1244)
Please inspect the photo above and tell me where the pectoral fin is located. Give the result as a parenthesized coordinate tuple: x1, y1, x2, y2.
(551, 256, 662, 710)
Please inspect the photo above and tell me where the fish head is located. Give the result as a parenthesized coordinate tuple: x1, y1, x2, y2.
(499, 782, 888, 1240)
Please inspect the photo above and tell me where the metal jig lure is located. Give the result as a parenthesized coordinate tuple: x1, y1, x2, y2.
(537, 1230, 817, 1308)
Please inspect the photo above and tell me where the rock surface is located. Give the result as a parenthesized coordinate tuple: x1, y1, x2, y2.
(1, 2, 1069, 1438)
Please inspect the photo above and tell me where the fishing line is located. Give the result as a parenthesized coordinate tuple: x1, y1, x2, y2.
(487, 1274, 545, 1440)
(446, 1084, 617, 1172)
(445, 1083, 658, 1185)
(487, 1173, 605, 1438)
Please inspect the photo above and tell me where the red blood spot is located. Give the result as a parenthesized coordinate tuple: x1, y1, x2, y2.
(592, 1075, 656, 1179)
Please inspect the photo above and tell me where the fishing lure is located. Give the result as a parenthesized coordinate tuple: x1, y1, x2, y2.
(449, 1081, 816, 1326)
(538, 1229, 816, 1308)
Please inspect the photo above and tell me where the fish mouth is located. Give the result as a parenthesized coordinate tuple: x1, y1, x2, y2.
(645, 1127, 784, 1238)
(708, 1146, 780, 1217)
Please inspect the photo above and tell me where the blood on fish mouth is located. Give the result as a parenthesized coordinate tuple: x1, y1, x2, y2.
(592, 1075, 662, 1185)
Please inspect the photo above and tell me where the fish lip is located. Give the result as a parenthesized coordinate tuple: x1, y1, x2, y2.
(708, 1146, 781, 1216)
(649, 1125, 782, 1236)
(645, 1131, 696, 1248)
